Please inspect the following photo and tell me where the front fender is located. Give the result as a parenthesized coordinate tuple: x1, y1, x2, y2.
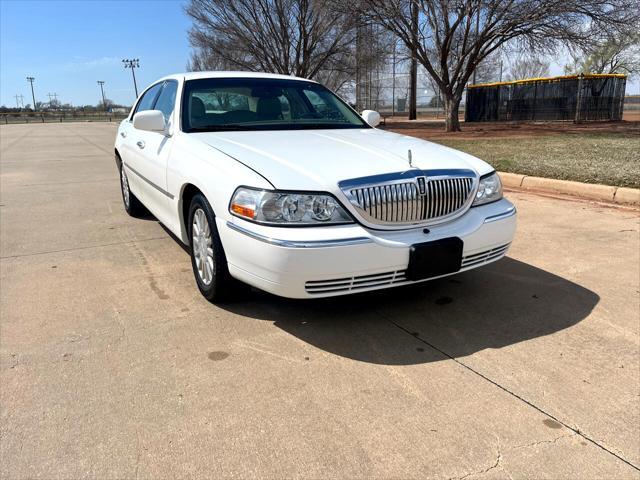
(167, 134, 272, 244)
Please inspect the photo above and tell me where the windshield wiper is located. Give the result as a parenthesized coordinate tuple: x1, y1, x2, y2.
(188, 123, 361, 133)
(291, 123, 360, 129)
(188, 124, 258, 132)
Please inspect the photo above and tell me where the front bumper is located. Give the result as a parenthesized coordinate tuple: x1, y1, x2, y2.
(218, 198, 517, 298)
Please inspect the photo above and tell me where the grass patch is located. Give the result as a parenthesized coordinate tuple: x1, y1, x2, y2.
(432, 133, 640, 188)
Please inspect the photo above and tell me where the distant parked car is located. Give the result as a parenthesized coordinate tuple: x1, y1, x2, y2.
(114, 72, 516, 302)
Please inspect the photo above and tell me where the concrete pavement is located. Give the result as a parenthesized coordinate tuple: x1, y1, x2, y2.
(1, 123, 639, 479)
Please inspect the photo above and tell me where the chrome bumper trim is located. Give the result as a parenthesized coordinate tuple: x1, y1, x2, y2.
(226, 222, 373, 248)
(484, 206, 516, 223)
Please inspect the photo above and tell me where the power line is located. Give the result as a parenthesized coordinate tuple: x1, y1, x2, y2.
(47, 93, 59, 104)
(122, 58, 140, 98)
(26, 76, 36, 110)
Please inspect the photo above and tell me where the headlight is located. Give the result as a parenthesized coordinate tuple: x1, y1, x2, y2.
(229, 187, 353, 225)
(473, 172, 503, 206)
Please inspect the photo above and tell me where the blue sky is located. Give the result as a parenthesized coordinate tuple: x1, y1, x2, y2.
(1, 0, 191, 107)
(2, 1, 637, 108)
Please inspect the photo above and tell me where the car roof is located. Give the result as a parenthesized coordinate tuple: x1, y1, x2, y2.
(157, 71, 317, 83)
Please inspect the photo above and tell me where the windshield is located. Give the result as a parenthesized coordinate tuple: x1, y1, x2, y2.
(181, 77, 369, 132)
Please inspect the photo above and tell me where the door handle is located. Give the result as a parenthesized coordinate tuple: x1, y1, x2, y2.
(136, 140, 145, 149)
(120, 131, 127, 138)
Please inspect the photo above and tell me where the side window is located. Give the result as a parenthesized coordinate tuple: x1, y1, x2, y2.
(304, 90, 326, 109)
(302, 88, 347, 121)
(133, 83, 162, 116)
(154, 81, 178, 122)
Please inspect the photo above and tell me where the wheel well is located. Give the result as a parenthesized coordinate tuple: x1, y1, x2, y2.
(114, 148, 122, 167)
(181, 184, 203, 235)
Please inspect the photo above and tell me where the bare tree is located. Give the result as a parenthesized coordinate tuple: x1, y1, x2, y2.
(474, 51, 504, 83)
(507, 55, 550, 81)
(564, 34, 640, 77)
(97, 98, 114, 111)
(185, 0, 357, 88)
(357, 0, 639, 131)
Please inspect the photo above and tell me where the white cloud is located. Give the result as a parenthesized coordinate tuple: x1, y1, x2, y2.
(63, 56, 121, 71)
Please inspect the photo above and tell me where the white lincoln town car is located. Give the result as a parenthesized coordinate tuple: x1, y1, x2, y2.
(115, 72, 516, 302)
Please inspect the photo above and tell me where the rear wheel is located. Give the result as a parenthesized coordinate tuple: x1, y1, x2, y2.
(119, 161, 146, 217)
(188, 193, 245, 302)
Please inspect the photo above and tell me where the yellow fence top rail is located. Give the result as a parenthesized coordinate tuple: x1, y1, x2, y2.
(468, 73, 627, 89)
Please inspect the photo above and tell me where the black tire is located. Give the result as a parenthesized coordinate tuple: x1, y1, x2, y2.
(118, 160, 147, 217)
(188, 193, 245, 303)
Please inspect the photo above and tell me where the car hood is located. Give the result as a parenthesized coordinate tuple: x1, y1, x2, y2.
(192, 128, 493, 191)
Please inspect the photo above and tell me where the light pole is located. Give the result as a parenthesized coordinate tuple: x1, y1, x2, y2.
(97, 81, 107, 111)
(26, 76, 36, 111)
(122, 59, 140, 98)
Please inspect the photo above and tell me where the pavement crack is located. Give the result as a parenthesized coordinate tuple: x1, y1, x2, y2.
(508, 432, 577, 451)
(451, 446, 502, 480)
(0, 236, 167, 259)
(383, 315, 640, 473)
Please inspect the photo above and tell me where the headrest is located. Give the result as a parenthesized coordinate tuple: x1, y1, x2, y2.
(191, 96, 206, 119)
(256, 97, 282, 120)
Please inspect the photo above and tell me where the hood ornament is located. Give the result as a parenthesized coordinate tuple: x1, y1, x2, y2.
(401, 148, 419, 176)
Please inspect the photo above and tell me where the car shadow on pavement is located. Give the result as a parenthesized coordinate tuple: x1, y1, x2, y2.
(220, 257, 599, 365)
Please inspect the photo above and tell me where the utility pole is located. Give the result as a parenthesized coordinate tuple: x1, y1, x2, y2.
(122, 58, 140, 98)
(14, 94, 24, 109)
(97, 81, 107, 111)
(26, 77, 36, 111)
(408, 0, 418, 120)
(47, 93, 59, 109)
(391, 40, 396, 117)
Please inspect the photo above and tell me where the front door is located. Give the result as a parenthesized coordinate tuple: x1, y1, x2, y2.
(126, 80, 178, 224)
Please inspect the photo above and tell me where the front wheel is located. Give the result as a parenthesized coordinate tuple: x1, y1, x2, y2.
(188, 193, 245, 303)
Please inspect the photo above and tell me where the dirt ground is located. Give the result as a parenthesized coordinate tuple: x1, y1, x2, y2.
(383, 118, 640, 140)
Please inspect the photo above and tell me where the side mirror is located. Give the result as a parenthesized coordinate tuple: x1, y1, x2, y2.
(133, 110, 166, 133)
(361, 109, 381, 127)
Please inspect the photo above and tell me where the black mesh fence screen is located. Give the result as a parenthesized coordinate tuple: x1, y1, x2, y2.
(465, 75, 626, 123)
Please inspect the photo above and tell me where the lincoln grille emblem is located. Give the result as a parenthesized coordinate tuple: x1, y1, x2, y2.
(416, 176, 427, 195)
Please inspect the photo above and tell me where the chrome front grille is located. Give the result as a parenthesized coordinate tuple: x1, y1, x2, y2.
(339, 170, 476, 227)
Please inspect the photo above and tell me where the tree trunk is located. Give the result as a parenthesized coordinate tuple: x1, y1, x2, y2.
(444, 95, 462, 132)
(409, 56, 417, 120)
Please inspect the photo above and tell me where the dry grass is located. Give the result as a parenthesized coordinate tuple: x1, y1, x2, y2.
(431, 133, 640, 188)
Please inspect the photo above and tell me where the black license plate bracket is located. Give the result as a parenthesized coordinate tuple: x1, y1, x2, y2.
(406, 237, 463, 281)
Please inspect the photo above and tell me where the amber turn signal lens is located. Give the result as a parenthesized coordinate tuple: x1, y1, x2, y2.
(230, 203, 255, 219)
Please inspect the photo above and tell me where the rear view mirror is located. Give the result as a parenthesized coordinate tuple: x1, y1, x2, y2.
(133, 110, 166, 132)
(361, 110, 381, 127)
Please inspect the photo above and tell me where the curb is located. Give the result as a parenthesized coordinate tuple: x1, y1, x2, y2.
(498, 172, 640, 206)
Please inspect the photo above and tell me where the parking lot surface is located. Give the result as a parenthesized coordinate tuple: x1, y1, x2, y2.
(1, 123, 639, 479)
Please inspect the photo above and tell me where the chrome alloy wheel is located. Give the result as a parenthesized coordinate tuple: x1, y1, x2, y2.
(192, 208, 214, 285)
(121, 166, 130, 208)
